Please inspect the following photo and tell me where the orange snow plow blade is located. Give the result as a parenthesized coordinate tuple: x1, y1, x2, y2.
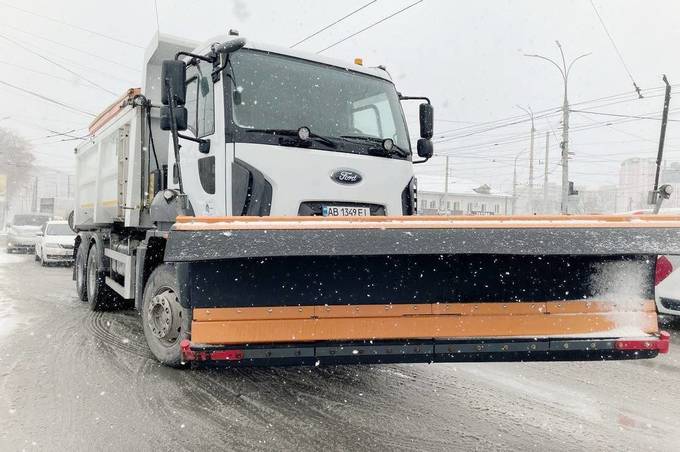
(164, 215, 680, 366)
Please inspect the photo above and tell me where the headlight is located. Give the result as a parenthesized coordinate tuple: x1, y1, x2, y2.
(45, 243, 60, 248)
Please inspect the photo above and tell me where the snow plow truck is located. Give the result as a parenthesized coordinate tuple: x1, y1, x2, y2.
(71, 32, 680, 367)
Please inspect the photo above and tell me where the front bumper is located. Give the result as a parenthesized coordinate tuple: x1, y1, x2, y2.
(42, 247, 74, 261)
(7, 239, 36, 251)
(180, 333, 670, 367)
(181, 300, 667, 366)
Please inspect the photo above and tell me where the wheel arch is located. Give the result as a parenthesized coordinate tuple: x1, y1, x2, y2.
(134, 234, 167, 310)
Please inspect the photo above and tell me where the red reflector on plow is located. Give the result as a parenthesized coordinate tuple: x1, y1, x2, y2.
(180, 339, 195, 360)
(209, 350, 244, 361)
(615, 331, 670, 354)
(180, 340, 243, 362)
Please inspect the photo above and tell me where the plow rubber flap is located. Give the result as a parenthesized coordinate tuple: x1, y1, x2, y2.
(164, 215, 680, 365)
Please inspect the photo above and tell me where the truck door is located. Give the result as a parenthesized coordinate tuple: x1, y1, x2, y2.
(180, 59, 229, 216)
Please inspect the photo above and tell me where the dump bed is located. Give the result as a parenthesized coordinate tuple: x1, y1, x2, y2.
(74, 91, 145, 229)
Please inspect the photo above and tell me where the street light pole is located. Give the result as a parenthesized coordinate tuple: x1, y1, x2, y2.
(525, 42, 590, 214)
(516, 105, 535, 213)
(512, 150, 526, 214)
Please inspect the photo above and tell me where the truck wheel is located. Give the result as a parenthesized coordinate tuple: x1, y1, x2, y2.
(86, 244, 117, 311)
(75, 244, 88, 301)
(142, 264, 191, 367)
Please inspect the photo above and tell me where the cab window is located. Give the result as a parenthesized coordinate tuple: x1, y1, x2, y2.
(185, 60, 215, 138)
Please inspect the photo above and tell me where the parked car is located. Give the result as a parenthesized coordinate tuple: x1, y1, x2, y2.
(630, 208, 680, 316)
(656, 255, 680, 315)
(6, 214, 50, 253)
(35, 220, 76, 266)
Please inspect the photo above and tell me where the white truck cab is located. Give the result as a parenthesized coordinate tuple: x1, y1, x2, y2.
(74, 33, 430, 230)
(163, 35, 424, 218)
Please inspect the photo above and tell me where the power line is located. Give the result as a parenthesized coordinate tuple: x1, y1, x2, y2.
(432, 87, 673, 141)
(291, 0, 377, 48)
(0, 1, 144, 49)
(0, 79, 96, 117)
(589, 0, 643, 98)
(0, 33, 118, 96)
(570, 109, 680, 122)
(0, 23, 139, 71)
(0, 60, 124, 91)
(0, 60, 88, 84)
(317, 0, 424, 53)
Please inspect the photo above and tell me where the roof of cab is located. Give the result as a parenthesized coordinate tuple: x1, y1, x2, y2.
(200, 34, 393, 82)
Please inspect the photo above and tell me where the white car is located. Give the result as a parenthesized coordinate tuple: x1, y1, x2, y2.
(630, 208, 680, 316)
(35, 221, 76, 266)
(7, 214, 50, 253)
(656, 255, 680, 315)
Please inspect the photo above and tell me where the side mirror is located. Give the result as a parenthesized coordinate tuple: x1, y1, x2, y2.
(161, 60, 187, 106)
(419, 103, 433, 139)
(160, 106, 188, 131)
(417, 138, 433, 159)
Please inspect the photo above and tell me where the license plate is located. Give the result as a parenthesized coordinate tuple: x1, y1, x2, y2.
(322, 206, 371, 217)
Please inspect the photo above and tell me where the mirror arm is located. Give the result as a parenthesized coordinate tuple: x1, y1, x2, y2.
(174, 51, 216, 64)
(177, 134, 211, 154)
(412, 156, 431, 165)
(165, 79, 184, 193)
(398, 95, 431, 105)
(211, 55, 230, 83)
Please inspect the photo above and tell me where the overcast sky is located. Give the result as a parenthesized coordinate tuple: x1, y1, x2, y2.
(1, 0, 679, 193)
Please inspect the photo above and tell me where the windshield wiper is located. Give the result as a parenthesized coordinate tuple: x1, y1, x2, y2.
(340, 135, 410, 158)
(245, 128, 336, 148)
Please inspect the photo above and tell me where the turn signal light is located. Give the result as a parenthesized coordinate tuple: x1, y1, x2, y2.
(354, 58, 363, 66)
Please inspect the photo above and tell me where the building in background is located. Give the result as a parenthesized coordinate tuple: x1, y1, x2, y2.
(417, 175, 512, 215)
(576, 184, 618, 214)
(5, 167, 74, 222)
(616, 158, 680, 212)
(513, 182, 562, 214)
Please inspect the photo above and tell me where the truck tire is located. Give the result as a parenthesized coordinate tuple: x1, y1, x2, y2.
(142, 264, 191, 367)
(75, 244, 88, 301)
(86, 243, 117, 311)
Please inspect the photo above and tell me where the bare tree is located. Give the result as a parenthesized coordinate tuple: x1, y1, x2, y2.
(0, 127, 34, 208)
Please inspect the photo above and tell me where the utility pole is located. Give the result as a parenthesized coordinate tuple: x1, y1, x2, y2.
(543, 131, 549, 213)
(517, 106, 535, 213)
(512, 160, 517, 214)
(443, 155, 450, 215)
(31, 177, 38, 213)
(526, 42, 590, 214)
(649, 75, 672, 213)
(512, 150, 525, 214)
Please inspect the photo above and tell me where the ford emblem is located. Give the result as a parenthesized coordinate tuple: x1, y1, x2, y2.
(331, 169, 362, 185)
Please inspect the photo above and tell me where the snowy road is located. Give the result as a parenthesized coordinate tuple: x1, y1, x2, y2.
(1, 252, 680, 451)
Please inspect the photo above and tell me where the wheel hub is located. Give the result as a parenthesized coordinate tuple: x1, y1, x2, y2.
(147, 289, 182, 343)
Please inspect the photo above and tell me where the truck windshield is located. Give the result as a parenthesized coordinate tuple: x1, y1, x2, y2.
(229, 49, 410, 153)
